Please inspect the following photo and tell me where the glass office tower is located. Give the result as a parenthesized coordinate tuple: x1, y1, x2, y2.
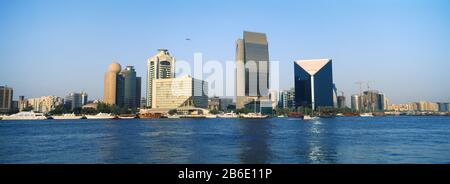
(294, 59, 333, 110)
(235, 31, 270, 110)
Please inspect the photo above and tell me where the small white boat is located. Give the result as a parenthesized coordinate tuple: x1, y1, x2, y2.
(218, 112, 239, 118)
(2, 111, 48, 120)
(303, 115, 312, 120)
(303, 115, 320, 120)
(205, 114, 217, 118)
(277, 115, 286, 118)
(85, 113, 115, 119)
(240, 113, 269, 119)
(52, 113, 83, 120)
(360, 113, 374, 117)
(167, 115, 181, 119)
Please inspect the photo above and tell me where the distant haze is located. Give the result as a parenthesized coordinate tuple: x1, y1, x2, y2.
(1, 0, 449, 104)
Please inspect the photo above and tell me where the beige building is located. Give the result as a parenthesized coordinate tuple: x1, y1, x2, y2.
(104, 62, 122, 105)
(152, 75, 208, 109)
(147, 49, 176, 108)
(27, 96, 63, 113)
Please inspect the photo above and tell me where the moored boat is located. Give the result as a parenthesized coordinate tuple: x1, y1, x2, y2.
(85, 113, 116, 119)
(240, 113, 269, 119)
(217, 112, 239, 118)
(52, 113, 84, 120)
(2, 111, 48, 120)
(360, 113, 374, 117)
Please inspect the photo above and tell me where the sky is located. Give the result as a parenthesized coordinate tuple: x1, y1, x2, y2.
(0, 0, 449, 104)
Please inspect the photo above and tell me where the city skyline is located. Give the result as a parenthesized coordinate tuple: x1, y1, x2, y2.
(1, 0, 450, 104)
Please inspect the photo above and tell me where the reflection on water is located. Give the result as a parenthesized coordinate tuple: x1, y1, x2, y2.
(1, 117, 450, 163)
(238, 119, 272, 164)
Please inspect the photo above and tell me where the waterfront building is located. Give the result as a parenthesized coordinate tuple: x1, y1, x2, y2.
(120, 66, 141, 109)
(269, 90, 278, 109)
(219, 98, 234, 111)
(152, 75, 208, 109)
(104, 62, 124, 106)
(278, 88, 296, 109)
(351, 91, 388, 112)
(437, 102, 450, 112)
(81, 92, 88, 105)
(337, 95, 346, 109)
(208, 97, 220, 110)
(65, 92, 82, 110)
(389, 104, 411, 112)
(415, 101, 438, 112)
(235, 31, 270, 110)
(294, 59, 334, 111)
(147, 49, 176, 108)
(27, 96, 64, 113)
(0, 86, 13, 113)
(140, 97, 147, 109)
(351, 95, 361, 111)
(18, 96, 27, 111)
(104, 62, 141, 109)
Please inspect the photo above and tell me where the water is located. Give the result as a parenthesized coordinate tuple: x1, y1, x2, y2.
(1, 116, 450, 164)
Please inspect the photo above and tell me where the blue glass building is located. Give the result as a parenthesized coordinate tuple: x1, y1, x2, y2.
(294, 59, 334, 110)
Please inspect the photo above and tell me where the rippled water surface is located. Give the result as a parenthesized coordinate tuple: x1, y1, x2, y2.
(1, 116, 450, 163)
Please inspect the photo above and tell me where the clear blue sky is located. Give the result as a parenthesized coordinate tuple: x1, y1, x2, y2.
(1, 0, 449, 104)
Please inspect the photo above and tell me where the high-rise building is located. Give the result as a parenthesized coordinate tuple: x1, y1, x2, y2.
(104, 62, 123, 106)
(65, 92, 82, 110)
(81, 92, 88, 105)
(120, 66, 141, 109)
(104, 62, 141, 109)
(351, 95, 360, 111)
(352, 90, 388, 112)
(437, 102, 450, 112)
(0, 86, 13, 113)
(28, 96, 63, 113)
(294, 59, 334, 110)
(278, 88, 295, 109)
(236, 31, 270, 110)
(337, 95, 346, 109)
(152, 75, 208, 109)
(18, 95, 27, 111)
(147, 49, 176, 108)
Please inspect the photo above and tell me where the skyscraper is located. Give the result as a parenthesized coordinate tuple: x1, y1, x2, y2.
(147, 49, 176, 108)
(120, 66, 141, 109)
(81, 92, 88, 105)
(294, 59, 334, 110)
(65, 92, 82, 110)
(104, 61, 141, 109)
(235, 31, 270, 110)
(0, 86, 13, 113)
(104, 62, 123, 106)
(351, 95, 361, 111)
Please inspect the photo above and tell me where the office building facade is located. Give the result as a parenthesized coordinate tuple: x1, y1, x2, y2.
(152, 75, 208, 109)
(294, 59, 334, 110)
(236, 31, 270, 110)
(147, 49, 176, 108)
(0, 86, 13, 113)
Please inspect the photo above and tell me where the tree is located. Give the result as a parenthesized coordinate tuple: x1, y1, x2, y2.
(81, 107, 98, 115)
(209, 109, 220, 115)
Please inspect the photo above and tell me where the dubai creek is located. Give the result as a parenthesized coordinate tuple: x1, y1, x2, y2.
(1, 116, 450, 164)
